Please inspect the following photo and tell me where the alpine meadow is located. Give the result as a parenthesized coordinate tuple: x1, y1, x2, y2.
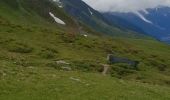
(0, 0, 170, 100)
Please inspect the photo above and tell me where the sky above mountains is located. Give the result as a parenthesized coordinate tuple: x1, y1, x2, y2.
(82, 0, 170, 13)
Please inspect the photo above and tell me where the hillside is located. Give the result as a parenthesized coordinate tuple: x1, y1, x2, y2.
(0, 0, 170, 99)
(57, 0, 148, 38)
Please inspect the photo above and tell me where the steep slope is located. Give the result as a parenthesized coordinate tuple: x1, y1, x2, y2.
(0, 0, 170, 99)
(55, 0, 146, 37)
(0, 0, 78, 32)
(103, 13, 146, 35)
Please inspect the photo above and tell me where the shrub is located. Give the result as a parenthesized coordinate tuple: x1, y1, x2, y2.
(157, 64, 167, 71)
(110, 64, 136, 78)
(7, 42, 33, 53)
(39, 50, 56, 59)
(72, 60, 100, 72)
(61, 33, 76, 43)
(45, 47, 58, 53)
(147, 58, 167, 71)
(46, 61, 60, 69)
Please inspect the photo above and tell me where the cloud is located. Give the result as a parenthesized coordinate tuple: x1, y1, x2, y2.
(82, 0, 170, 13)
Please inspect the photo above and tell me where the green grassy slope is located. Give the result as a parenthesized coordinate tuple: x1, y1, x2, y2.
(0, 0, 170, 99)
(1, 69, 170, 100)
(0, 0, 78, 32)
(61, 0, 148, 38)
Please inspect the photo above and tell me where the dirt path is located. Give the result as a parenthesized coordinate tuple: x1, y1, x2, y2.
(101, 64, 110, 75)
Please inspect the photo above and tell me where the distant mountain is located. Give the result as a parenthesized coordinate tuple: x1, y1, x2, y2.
(58, 0, 114, 34)
(53, 0, 145, 37)
(103, 7, 170, 43)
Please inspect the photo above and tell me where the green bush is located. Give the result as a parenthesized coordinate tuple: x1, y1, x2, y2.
(111, 64, 136, 78)
(46, 61, 60, 69)
(39, 50, 56, 59)
(72, 60, 100, 72)
(7, 42, 33, 53)
(45, 47, 58, 53)
(14, 60, 34, 67)
(147, 58, 167, 71)
(39, 47, 59, 59)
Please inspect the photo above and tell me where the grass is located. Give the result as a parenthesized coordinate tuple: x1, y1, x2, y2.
(0, 61, 170, 100)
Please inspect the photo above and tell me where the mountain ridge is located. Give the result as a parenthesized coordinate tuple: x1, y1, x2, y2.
(57, 0, 149, 38)
(102, 7, 170, 43)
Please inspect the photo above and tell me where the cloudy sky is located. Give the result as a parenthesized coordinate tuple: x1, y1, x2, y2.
(82, 0, 170, 13)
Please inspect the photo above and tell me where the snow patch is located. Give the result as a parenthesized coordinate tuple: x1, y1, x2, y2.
(88, 8, 93, 15)
(52, 0, 63, 8)
(49, 12, 66, 25)
(142, 9, 149, 14)
(58, 5, 63, 8)
(135, 12, 153, 24)
(53, 0, 60, 3)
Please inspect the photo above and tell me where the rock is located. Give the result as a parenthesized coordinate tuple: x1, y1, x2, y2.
(70, 77, 81, 82)
(83, 34, 88, 37)
(52, 74, 56, 78)
(69, 77, 90, 86)
(86, 83, 90, 86)
(55, 60, 70, 65)
(28, 66, 34, 69)
(61, 66, 72, 71)
(0, 71, 6, 77)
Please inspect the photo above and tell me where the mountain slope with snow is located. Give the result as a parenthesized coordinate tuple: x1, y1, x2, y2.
(103, 7, 170, 43)
(55, 0, 146, 37)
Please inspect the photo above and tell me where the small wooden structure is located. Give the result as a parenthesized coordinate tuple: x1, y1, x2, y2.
(101, 54, 139, 75)
(107, 54, 139, 69)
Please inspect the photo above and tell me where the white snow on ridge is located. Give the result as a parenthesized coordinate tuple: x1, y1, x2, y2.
(88, 8, 93, 15)
(142, 9, 149, 14)
(58, 5, 63, 8)
(52, 0, 63, 8)
(82, 0, 170, 13)
(49, 12, 66, 25)
(53, 0, 60, 2)
(135, 12, 153, 24)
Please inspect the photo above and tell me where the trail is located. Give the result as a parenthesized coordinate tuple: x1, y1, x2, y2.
(102, 64, 110, 75)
